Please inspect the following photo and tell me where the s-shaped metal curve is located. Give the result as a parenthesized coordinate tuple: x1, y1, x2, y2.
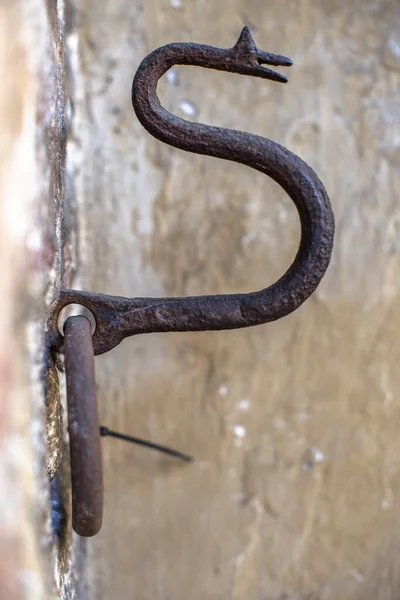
(48, 27, 334, 356)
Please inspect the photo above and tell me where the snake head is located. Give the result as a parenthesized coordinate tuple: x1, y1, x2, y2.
(231, 26, 292, 83)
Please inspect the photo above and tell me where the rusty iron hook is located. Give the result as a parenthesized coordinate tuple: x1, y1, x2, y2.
(48, 27, 334, 537)
(48, 26, 334, 357)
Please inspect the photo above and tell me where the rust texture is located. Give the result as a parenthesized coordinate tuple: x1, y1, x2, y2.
(48, 29, 334, 357)
(64, 315, 103, 537)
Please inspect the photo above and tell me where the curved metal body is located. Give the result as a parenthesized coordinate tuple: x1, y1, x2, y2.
(48, 27, 334, 357)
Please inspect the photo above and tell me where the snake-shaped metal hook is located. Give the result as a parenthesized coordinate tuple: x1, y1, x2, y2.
(47, 28, 334, 537)
(48, 27, 334, 356)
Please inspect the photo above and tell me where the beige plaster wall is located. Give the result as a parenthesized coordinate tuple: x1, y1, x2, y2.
(18, 0, 400, 598)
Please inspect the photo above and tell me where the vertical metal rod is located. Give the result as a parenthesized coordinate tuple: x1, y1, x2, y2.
(64, 315, 103, 537)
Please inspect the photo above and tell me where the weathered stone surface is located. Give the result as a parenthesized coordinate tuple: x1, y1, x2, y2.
(0, 0, 81, 597)
(66, 0, 400, 598)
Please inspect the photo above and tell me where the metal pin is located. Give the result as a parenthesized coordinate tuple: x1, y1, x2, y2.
(100, 426, 193, 462)
(64, 315, 103, 537)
